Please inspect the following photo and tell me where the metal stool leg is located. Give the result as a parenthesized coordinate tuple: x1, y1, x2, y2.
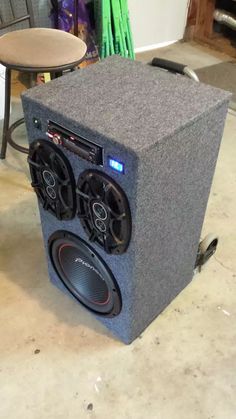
(7, 118, 28, 154)
(0, 68, 11, 159)
(1, 67, 76, 160)
(29, 72, 35, 88)
(55, 71, 63, 78)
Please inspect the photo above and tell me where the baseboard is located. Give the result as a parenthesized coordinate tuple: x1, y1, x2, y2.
(134, 40, 178, 54)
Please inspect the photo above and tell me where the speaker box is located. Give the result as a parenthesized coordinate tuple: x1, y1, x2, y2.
(22, 56, 230, 344)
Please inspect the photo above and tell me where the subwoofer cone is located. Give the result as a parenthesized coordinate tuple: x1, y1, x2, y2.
(49, 231, 122, 316)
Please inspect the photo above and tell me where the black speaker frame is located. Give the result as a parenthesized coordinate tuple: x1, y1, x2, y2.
(28, 139, 76, 220)
(48, 230, 122, 317)
(76, 169, 132, 255)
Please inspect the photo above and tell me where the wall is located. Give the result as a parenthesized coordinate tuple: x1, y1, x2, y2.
(0, 0, 51, 32)
(34, 0, 51, 27)
(0, 1, 188, 49)
(0, 65, 6, 120)
(128, 0, 189, 51)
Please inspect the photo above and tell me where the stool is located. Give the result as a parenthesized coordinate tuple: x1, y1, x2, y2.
(0, 28, 87, 159)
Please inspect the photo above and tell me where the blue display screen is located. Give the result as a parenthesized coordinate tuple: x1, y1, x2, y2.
(108, 158, 124, 173)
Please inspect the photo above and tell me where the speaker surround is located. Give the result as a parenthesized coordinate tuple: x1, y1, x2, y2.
(22, 55, 230, 343)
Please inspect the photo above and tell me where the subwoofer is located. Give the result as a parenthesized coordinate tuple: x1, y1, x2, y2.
(22, 56, 230, 344)
(49, 231, 121, 316)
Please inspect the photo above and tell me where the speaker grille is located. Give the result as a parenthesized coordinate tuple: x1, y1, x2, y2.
(76, 170, 132, 255)
(28, 140, 76, 220)
(49, 231, 121, 316)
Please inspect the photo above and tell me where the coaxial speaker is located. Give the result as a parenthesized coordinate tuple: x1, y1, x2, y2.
(76, 170, 132, 255)
(28, 139, 76, 220)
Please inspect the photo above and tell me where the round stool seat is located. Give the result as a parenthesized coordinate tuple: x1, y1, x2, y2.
(0, 28, 87, 70)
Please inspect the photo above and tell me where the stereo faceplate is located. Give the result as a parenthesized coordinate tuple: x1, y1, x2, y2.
(47, 121, 103, 166)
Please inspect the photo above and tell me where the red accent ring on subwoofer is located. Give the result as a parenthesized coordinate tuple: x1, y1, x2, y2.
(48, 231, 122, 317)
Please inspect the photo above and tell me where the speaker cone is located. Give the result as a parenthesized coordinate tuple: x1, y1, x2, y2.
(76, 170, 132, 255)
(49, 231, 121, 316)
(28, 140, 76, 220)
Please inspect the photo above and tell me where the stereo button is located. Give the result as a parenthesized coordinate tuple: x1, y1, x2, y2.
(53, 134, 62, 145)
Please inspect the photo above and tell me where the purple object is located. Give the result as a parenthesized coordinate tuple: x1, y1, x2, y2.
(50, 0, 99, 65)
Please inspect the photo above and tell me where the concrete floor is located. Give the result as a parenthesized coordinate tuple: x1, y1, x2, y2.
(0, 43, 236, 419)
(135, 40, 233, 68)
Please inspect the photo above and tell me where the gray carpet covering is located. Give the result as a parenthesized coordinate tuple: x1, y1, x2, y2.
(196, 62, 236, 110)
(21, 55, 230, 343)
